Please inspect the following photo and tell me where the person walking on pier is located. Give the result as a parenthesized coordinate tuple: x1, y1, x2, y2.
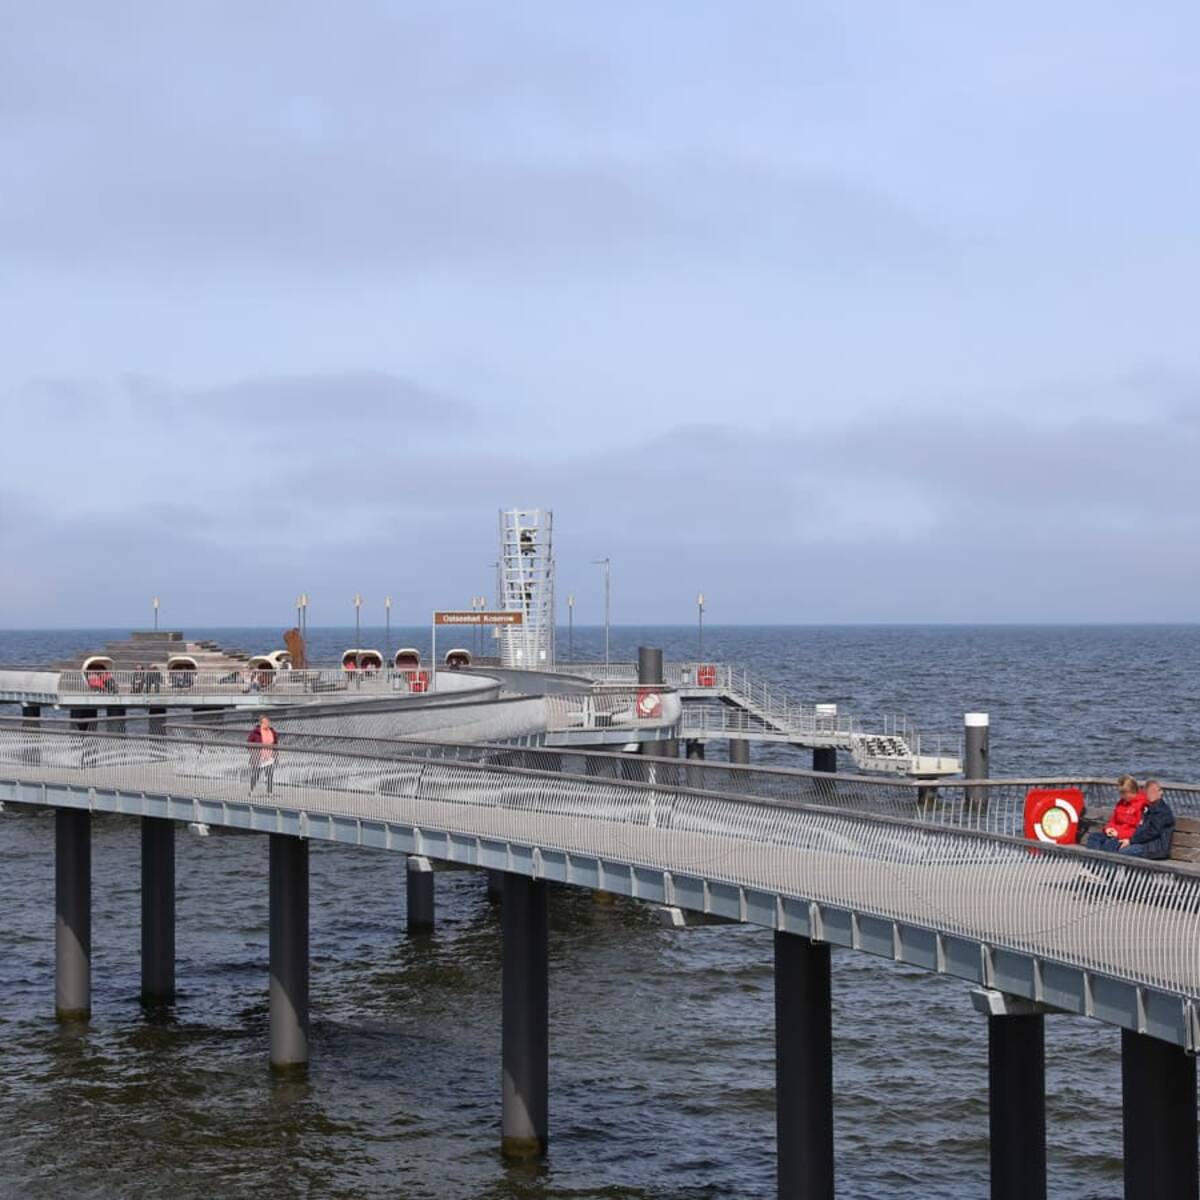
(1084, 774, 1148, 853)
(248, 715, 279, 796)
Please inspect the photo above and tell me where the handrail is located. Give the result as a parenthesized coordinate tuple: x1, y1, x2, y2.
(1, 722, 1198, 1005)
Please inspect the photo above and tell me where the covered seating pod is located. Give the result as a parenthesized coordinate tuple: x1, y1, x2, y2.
(81, 655, 114, 673)
(444, 648, 472, 669)
(393, 648, 421, 670)
(247, 655, 276, 672)
(167, 654, 198, 689)
(266, 650, 291, 669)
(342, 648, 383, 671)
(81, 655, 117, 693)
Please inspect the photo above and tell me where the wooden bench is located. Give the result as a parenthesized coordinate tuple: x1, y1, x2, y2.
(1078, 813, 1200, 866)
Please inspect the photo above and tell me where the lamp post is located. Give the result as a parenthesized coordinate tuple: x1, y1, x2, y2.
(296, 594, 303, 630)
(354, 594, 362, 663)
(697, 591, 705, 658)
(385, 596, 392, 663)
(300, 593, 308, 638)
(591, 558, 611, 665)
(567, 594, 575, 662)
(152, 596, 160, 631)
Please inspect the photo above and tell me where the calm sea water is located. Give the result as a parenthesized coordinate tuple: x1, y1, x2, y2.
(2, 624, 1197, 1199)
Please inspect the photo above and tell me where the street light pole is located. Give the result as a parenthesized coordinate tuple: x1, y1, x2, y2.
(592, 558, 611, 665)
(354, 594, 362, 662)
(152, 596, 160, 632)
(567, 594, 575, 662)
(697, 591, 705, 658)
(385, 596, 392, 663)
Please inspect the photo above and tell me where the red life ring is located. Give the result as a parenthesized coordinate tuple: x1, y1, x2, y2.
(410, 670, 430, 694)
(636, 688, 663, 719)
(1023, 788, 1084, 844)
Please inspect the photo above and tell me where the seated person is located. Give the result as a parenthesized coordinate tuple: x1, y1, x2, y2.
(1084, 774, 1149, 854)
(1119, 779, 1175, 859)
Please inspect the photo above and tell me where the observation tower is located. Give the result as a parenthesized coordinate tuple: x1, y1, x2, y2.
(497, 508, 555, 668)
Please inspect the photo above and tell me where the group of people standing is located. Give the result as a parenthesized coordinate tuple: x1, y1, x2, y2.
(1084, 775, 1176, 859)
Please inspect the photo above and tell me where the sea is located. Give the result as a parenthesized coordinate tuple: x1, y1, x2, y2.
(2, 623, 1197, 1199)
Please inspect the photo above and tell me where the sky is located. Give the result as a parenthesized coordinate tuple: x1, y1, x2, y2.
(2, 1, 1199, 627)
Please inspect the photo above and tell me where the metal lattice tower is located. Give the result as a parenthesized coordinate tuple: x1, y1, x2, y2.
(497, 508, 555, 668)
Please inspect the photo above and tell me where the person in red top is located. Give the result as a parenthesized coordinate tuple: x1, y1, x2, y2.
(1084, 774, 1147, 852)
(247, 714, 280, 796)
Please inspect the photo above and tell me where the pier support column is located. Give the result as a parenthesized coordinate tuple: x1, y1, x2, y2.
(972, 990, 1046, 1200)
(106, 706, 126, 736)
(407, 856, 435, 934)
(69, 707, 96, 731)
(775, 932, 834, 1200)
(141, 817, 175, 1004)
(269, 834, 309, 1071)
(55, 809, 91, 1022)
(812, 747, 837, 773)
(502, 873, 549, 1159)
(148, 707, 166, 736)
(729, 739, 750, 765)
(1122, 1029, 1198, 1200)
(487, 869, 505, 903)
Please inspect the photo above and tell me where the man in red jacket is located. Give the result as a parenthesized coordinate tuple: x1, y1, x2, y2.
(1084, 774, 1147, 852)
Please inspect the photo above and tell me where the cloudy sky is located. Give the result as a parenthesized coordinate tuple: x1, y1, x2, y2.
(2, 2, 1198, 626)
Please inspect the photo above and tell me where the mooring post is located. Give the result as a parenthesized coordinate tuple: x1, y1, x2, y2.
(965, 712, 989, 807)
(502, 873, 549, 1159)
(729, 739, 750, 765)
(55, 809, 91, 1022)
(21, 703, 40, 765)
(269, 833, 309, 1071)
(141, 816, 176, 1004)
(1122, 1028, 1198, 1200)
(972, 990, 1046, 1200)
(775, 931, 834, 1199)
(407, 855, 435, 935)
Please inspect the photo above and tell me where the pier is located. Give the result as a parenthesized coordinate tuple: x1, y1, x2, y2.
(1, 709, 1198, 1197)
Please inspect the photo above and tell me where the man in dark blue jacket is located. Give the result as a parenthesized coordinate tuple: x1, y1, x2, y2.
(1120, 779, 1175, 859)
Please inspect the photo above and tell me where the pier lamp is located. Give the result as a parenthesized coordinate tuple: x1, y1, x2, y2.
(385, 596, 392, 661)
(697, 592, 705, 658)
(152, 596, 160, 631)
(591, 558, 611, 666)
(567, 594, 575, 662)
(299, 593, 309, 638)
(295, 594, 303, 630)
(354, 594, 362, 660)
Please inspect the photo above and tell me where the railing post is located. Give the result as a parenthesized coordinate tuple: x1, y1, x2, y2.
(55, 809, 91, 1022)
(407, 855, 435, 934)
(775, 931, 834, 1199)
(1122, 1028, 1198, 1199)
(269, 833, 309, 1071)
(972, 990, 1046, 1200)
(141, 816, 176, 1004)
(502, 873, 549, 1159)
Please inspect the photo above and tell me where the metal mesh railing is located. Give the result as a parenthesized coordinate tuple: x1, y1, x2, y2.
(2, 719, 1199, 1002)
(56, 668, 423, 698)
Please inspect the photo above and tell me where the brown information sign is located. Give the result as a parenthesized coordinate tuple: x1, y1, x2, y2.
(433, 610, 523, 626)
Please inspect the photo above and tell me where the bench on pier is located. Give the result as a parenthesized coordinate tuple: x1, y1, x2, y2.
(1077, 814, 1200, 867)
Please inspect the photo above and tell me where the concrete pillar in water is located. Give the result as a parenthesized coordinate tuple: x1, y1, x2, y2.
(407, 855, 435, 934)
(812, 747, 837, 773)
(729, 739, 750, 765)
(1122, 1029, 1198, 1200)
(685, 740, 705, 761)
(141, 816, 176, 1004)
(775, 931, 834, 1199)
(966, 712, 989, 807)
(69, 707, 96, 731)
(972, 990, 1046, 1200)
(269, 834, 309, 1071)
(148, 707, 166, 736)
(487, 869, 505, 903)
(502, 873, 549, 1159)
(55, 809, 91, 1021)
